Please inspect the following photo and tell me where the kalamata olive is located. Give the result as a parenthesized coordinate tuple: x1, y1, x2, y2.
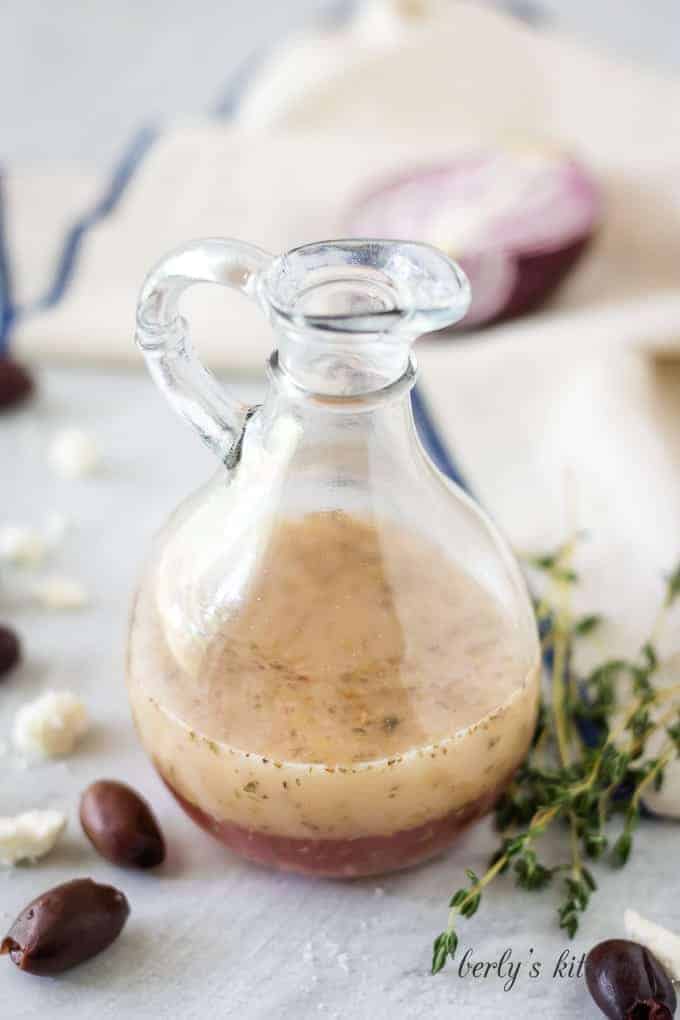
(0, 359, 34, 410)
(1, 878, 129, 976)
(0, 624, 21, 678)
(80, 779, 166, 869)
(585, 939, 677, 1019)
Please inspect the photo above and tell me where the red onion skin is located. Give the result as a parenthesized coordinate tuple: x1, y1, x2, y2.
(465, 234, 594, 328)
(349, 153, 601, 330)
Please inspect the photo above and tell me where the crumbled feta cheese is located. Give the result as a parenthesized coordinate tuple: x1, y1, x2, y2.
(48, 428, 100, 479)
(13, 690, 89, 758)
(624, 909, 680, 981)
(0, 810, 66, 866)
(32, 575, 89, 610)
(0, 525, 47, 567)
(337, 952, 350, 973)
(0, 515, 69, 570)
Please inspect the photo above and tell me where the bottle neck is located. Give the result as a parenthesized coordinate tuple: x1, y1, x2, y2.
(251, 351, 420, 494)
(276, 330, 413, 398)
(267, 342, 418, 412)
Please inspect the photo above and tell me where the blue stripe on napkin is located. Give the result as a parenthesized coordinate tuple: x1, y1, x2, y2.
(1, 126, 158, 360)
(214, 50, 269, 117)
(39, 125, 158, 312)
(0, 174, 14, 356)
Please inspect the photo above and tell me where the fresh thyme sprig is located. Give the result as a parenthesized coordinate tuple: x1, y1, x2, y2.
(431, 545, 680, 975)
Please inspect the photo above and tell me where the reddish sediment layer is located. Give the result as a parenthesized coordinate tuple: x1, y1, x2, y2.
(162, 771, 513, 877)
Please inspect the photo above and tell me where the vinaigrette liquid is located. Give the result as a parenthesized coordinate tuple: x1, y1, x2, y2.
(128, 512, 539, 876)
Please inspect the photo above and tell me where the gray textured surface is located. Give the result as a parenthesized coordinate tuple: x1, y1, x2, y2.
(1, 367, 679, 1020)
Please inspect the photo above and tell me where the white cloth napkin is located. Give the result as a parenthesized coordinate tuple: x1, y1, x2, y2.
(421, 314, 680, 660)
(9, 123, 680, 367)
(238, 0, 680, 164)
(11, 127, 464, 365)
(9, 1, 680, 363)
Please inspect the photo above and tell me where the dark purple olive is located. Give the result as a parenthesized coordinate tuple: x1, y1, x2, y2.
(1, 878, 129, 976)
(0, 624, 21, 678)
(585, 939, 677, 1019)
(0, 358, 34, 411)
(80, 779, 166, 869)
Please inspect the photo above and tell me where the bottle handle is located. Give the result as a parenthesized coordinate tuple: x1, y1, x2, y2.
(135, 238, 273, 463)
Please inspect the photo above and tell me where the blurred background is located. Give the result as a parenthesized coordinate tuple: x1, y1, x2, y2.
(4, 0, 680, 167)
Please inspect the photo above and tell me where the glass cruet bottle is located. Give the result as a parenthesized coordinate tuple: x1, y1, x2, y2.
(128, 237, 540, 877)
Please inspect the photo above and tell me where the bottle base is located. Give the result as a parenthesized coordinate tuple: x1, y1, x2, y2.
(161, 771, 513, 878)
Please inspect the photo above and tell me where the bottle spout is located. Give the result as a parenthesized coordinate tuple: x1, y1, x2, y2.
(260, 239, 470, 338)
(259, 240, 470, 396)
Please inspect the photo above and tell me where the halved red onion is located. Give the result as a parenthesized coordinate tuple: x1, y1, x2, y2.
(348, 150, 602, 328)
